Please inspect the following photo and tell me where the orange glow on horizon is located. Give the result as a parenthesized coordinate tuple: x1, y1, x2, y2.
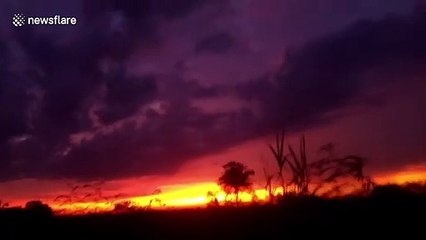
(374, 163, 426, 185)
(17, 164, 426, 215)
(51, 182, 271, 214)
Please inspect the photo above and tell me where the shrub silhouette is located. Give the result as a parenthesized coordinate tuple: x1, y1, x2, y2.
(0, 200, 9, 208)
(146, 189, 165, 209)
(218, 161, 255, 204)
(113, 200, 134, 212)
(206, 191, 220, 207)
(25, 200, 53, 216)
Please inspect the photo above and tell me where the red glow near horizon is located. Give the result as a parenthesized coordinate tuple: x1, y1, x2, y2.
(2, 163, 425, 215)
(47, 167, 426, 214)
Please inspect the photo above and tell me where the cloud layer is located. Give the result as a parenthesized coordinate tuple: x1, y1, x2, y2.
(0, 0, 423, 181)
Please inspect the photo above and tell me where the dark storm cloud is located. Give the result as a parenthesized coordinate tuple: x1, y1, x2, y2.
(195, 32, 235, 54)
(83, 0, 208, 21)
(241, 14, 426, 130)
(53, 107, 258, 179)
(186, 81, 223, 98)
(50, 14, 426, 180)
(0, 72, 33, 144)
(0, 0, 209, 180)
(151, 0, 208, 19)
(0, 0, 423, 181)
(97, 74, 157, 124)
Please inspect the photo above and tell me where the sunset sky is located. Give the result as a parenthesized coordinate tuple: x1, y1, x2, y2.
(0, 0, 425, 208)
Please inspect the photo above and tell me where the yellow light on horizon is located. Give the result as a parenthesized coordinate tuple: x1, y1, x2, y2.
(50, 181, 272, 214)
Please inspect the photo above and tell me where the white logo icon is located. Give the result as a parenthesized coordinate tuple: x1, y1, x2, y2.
(12, 14, 26, 27)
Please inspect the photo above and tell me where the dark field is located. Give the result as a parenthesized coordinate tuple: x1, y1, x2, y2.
(1, 186, 425, 240)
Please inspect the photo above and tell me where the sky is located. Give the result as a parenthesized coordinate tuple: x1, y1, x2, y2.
(0, 0, 425, 205)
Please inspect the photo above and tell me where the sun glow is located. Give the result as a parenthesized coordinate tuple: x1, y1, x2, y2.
(48, 164, 426, 214)
(51, 182, 270, 214)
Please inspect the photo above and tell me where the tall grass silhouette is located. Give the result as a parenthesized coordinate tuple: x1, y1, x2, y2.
(268, 132, 374, 197)
(268, 130, 287, 194)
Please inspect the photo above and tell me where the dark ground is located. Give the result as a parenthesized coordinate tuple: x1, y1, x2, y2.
(1, 185, 425, 239)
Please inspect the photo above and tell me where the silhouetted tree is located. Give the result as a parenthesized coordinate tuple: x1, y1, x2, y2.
(218, 161, 255, 204)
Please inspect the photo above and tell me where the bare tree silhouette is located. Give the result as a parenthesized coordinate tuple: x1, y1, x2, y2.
(267, 133, 372, 197)
(268, 130, 287, 194)
(218, 161, 255, 204)
(361, 176, 376, 195)
(286, 135, 310, 195)
(311, 143, 374, 195)
(268, 133, 311, 196)
(263, 167, 275, 202)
